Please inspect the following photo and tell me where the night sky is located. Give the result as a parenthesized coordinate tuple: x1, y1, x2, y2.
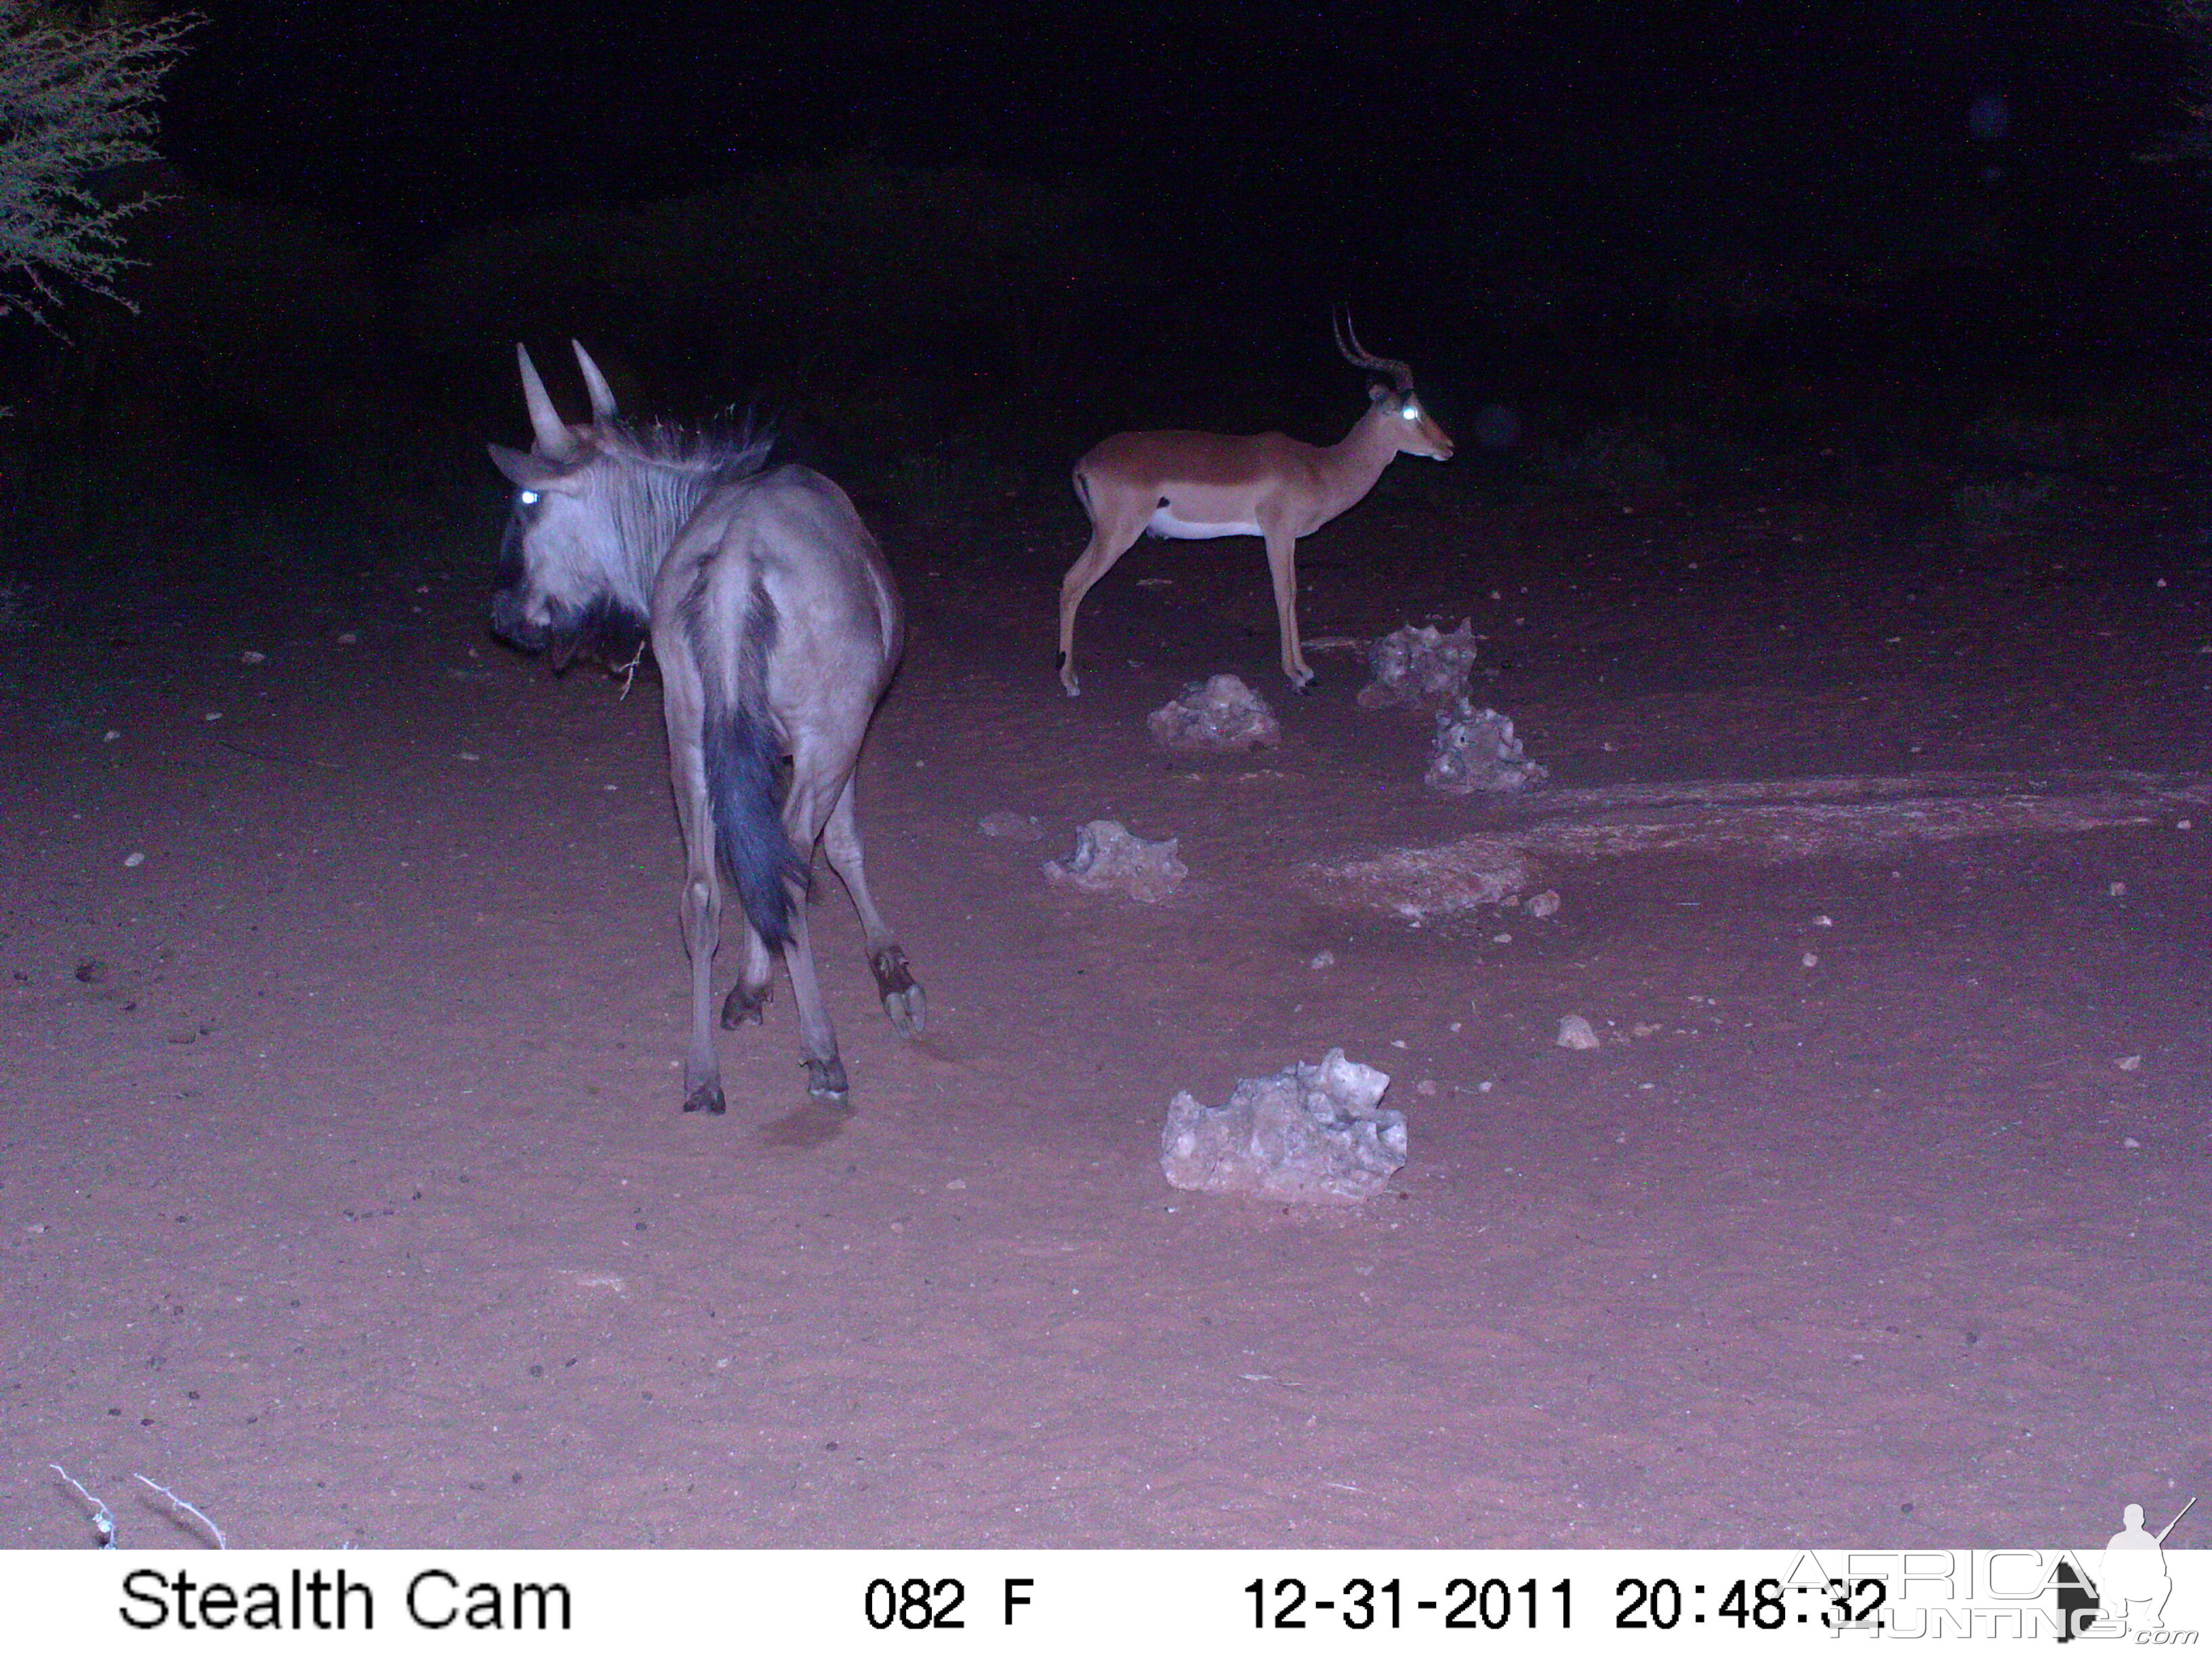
(161, 0, 2199, 279)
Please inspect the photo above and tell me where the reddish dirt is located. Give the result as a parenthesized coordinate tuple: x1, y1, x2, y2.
(3, 477, 2208, 1549)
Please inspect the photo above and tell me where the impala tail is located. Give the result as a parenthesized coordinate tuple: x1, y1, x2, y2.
(698, 582, 806, 949)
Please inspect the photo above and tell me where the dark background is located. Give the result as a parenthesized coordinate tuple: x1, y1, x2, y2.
(4, 0, 2208, 552)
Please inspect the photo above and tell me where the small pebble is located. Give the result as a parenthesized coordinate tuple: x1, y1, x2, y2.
(2116, 1054, 2142, 1072)
(1813, 914, 1832, 927)
(2123, 1137, 2143, 1149)
(1801, 951, 1818, 968)
(123, 852, 145, 868)
(1308, 950, 1335, 970)
(335, 632, 358, 645)
(241, 650, 266, 665)
(2108, 882, 2126, 898)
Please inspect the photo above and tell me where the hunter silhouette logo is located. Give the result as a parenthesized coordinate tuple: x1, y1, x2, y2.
(2057, 1496, 2196, 1641)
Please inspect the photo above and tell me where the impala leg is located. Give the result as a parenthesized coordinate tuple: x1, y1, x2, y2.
(1057, 520, 1144, 697)
(1263, 529, 1318, 691)
(821, 772, 924, 1037)
(670, 741, 727, 1115)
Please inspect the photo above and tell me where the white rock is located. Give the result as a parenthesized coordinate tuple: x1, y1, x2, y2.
(1044, 820, 1186, 903)
(1160, 1048, 1406, 1204)
(1147, 674, 1281, 754)
(1426, 699, 1548, 794)
(1357, 620, 1479, 710)
(1556, 1015, 1601, 1050)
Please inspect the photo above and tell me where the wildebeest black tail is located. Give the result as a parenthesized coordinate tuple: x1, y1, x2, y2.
(697, 581, 805, 949)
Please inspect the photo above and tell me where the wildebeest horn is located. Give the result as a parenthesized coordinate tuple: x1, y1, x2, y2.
(516, 343, 578, 460)
(573, 340, 617, 424)
(1334, 308, 1414, 392)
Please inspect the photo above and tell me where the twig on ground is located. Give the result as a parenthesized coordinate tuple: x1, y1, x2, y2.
(615, 640, 648, 700)
(133, 1473, 227, 1549)
(49, 1464, 116, 1549)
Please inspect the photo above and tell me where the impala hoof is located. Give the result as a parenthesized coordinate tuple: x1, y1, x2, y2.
(1291, 674, 1320, 695)
(720, 980, 771, 1029)
(682, 1080, 726, 1115)
(805, 1055, 849, 1103)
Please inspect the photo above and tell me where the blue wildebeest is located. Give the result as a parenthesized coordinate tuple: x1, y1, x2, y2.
(1056, 313, 1453, 697)
(487, 341, 925, 1115)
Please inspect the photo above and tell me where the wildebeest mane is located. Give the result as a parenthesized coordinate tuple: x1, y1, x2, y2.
(592, 415, 775, 489)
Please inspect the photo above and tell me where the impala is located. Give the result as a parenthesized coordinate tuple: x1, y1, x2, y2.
(1056, 314, 1453, 696)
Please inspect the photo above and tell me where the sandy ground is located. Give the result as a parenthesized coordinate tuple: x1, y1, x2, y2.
(2, 470, 2207, 1549)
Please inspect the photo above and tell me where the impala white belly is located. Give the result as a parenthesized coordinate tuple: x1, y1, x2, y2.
(1148, 508, 1263, 540)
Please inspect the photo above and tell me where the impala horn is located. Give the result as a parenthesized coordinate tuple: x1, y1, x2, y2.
(516, 343, 579, 461)
(1334, 308, 1414, 392)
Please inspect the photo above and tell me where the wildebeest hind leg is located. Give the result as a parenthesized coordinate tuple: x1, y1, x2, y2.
(779, 902, 846, 1103)
(719, 924, 775, 1029)
(821, 773, 925, 1036)
(781, 764, 848, 1103)
(672, 759, 726, 1115)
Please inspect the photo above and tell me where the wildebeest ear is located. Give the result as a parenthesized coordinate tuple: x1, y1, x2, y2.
(487, 442, 576, 491)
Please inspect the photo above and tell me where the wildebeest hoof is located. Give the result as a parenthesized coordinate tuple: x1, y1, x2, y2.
(805, 1056, 850, 1103)
(720, 980, 771, 1029)
(882, 983, 926, 1037)
(682, 1080, 726, 1115)
(870, 946, 926, 1037)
